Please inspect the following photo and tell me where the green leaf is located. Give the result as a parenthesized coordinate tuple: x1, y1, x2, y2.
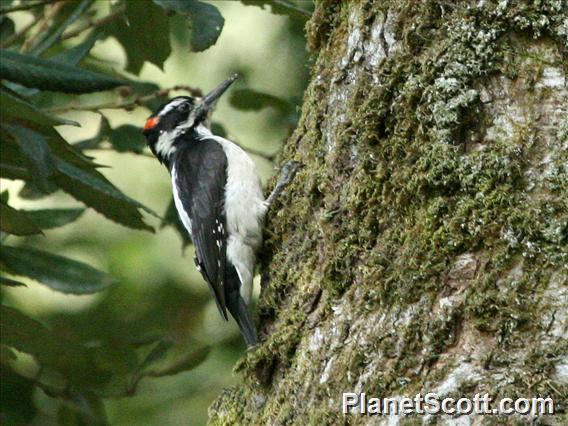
(31, 0, 95, 56)
(128, 79, 162, 97)
(0, 201, 43, 236)
(0, 366, 37, 424)
(108, 125, 146, 153)
(0, 276, 26, 287)
(144, 345, 210, 377)
(1, 302, 156, 400)
(0, 305, 65, 363)
(0, 0, 15, 11)
(3, 125, 56, 192)
(0, 164, 30, 181)
(0, 246, 115, 294)
(153, 0, 224, 52)
(0, 49, 127, 93)
(210, 121, 227, 138)
(109, 0, 171, 74)
(239, 0, 312, 19)
(51, 31, 99, 66)
(1, 344, 18, 363)
(0, 153, 27, 181)
(18, 180, 59, 200)
(0, 141, 31, 180)
(73, 115, 111, 150)
(74, 110, 151, 154)
(0, 16, 15, 41)
(75, 113, 148, 153)
(54, 157, 145, 209)
(53, 159, 155, 231)
(3, 112, 98, 173)
(23, 208, 85, 229)
(2, 119, 115, 230)
(0, 88, 77, 128)
(138, 340, 174, 372)
(229, 88, 292, 113)
(0, 305, 89, 392)
(185, 1, 224, 52)
(44, 128, 100, 170)
(5, 24, 99, 99)
(56, 392, 108, 425)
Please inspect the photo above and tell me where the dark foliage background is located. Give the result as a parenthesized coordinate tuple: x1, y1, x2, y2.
(0, 0, 311, 424)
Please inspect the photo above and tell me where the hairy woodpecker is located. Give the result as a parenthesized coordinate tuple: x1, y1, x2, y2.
(143, 75, 299, 347)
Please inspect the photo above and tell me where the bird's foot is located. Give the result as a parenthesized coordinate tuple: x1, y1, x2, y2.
(265, 160, 303, 208)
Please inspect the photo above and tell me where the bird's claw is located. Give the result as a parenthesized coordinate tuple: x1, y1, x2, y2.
(279, 160, 303, 185)
(265, 160, 303, 208)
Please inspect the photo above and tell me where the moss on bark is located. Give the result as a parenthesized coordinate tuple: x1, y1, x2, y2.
(210, 1, 567, 424)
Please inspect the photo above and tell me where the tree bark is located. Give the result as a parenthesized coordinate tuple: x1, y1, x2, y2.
(210, 1, 567, 424)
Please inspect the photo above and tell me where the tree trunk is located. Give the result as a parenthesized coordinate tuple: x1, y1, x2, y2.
(210, 1, 567, 424)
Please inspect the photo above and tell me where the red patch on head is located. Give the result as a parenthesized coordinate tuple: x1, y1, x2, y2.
(144, 116, 160, 132)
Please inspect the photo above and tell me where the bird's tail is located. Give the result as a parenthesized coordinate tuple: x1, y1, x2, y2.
(225, 267, 259, 347)
(226, 293, 258, 347)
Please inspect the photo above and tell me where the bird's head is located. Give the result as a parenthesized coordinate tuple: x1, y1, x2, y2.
(143, 74, 238, 162)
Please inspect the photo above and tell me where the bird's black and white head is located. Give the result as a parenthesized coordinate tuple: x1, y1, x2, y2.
(143, 74, 238, 164)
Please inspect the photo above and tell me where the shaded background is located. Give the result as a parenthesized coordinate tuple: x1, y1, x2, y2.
(1, 1, 310, 424)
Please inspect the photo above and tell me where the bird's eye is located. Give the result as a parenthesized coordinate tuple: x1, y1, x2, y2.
(179, 103, 189, 112)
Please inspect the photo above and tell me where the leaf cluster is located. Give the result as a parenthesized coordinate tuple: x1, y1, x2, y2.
(0, 0, 310, 422)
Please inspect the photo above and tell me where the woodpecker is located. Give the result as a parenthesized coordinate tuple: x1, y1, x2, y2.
(142, 75, 299, 347)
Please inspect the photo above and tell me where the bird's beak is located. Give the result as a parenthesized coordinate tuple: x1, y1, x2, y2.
(195, 74, 238, 118)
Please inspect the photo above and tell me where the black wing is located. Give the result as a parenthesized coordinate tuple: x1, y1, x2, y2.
(172, 138, 229, 320)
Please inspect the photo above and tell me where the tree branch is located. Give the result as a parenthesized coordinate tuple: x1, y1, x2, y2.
(49, 85, 277, 162)
(88, 146, 154, 159)
(225, 132, 277, 162)
(272, 0, 312, 18)
(20, 0, 65, 52)
(48, 85, 202, 114)
(234, 144, 277, 162)
(0, 0, 57, 14)
(61, 4, 125, 40)
(0, 15, 38, 48)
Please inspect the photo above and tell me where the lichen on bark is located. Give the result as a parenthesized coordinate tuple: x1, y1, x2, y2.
(210, 1, 567, 425)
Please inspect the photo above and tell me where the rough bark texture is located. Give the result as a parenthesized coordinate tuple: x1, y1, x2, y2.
(210, 1, 567, 424)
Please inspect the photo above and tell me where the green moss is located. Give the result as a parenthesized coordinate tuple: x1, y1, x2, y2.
(305, 0, 345, 53)
(209, 0, 567, 423)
